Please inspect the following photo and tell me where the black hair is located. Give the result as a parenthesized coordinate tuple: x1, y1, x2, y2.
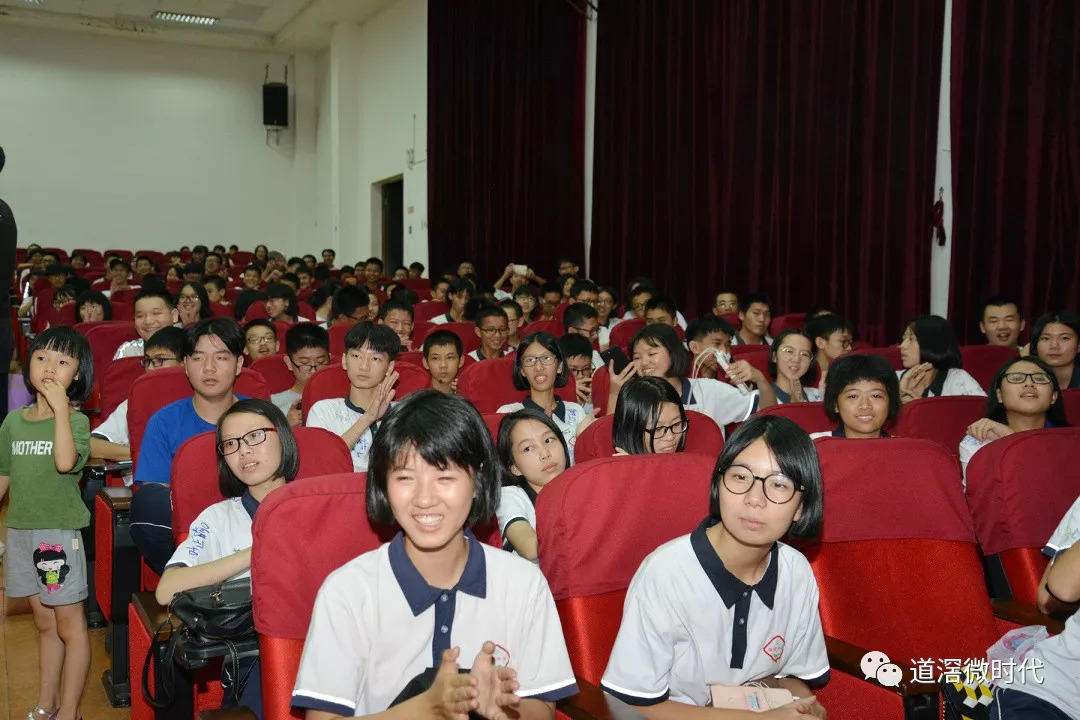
(193, 244, 209, 255)
(558, 333, 593, 360)
(216, 399, 299, 497)
(629, 324, 692, 379)
(281, 272, 300, 287)
(539, 281, 562, 298)
(302, 254, 316, 263)
(296, 265, 312, 278)
(284, 323, 330, 356)
(367, 390, 503, 526)
(389, 286, 420, 306)
(905, 315, 963, 372)
(322, 248, 336, 258)
(981, 295, 1024, 321)
(182, 262, 204, 276)
(501, 300, 523, 322)
(496, 409, 570, 486)
(569, 279, 598, 300)
(52, 285, 77, 303)
(448, 278, 473, 299)
(1029, 311, 1080, 362)
(379, 299, 415, 321)
(768, 329, 818, 385)
(314, 264, 331, 282)
(558, 256, 580, 268)
(512, 284, 541, 320)
(556, 274, 578, 294)
(330, 285, 370, 322)
(254, 245, 269, 258)
(803, 306, 835, 320)
(178, 282, 213, 321)
(244, 318, 277, 342)
(0, 146, 5, 174)
(264, 283, 300, 320)
(409, 261, 425, 274)
(512, 331, 569, 390)
(134, 254, 159, 270)
(806, 313, 855, 344)
(244, 263, 262, 276)
(24, 326, 94, 403)
(686, 315, 736, 343)
(598, 285, 619, 306)
(75, 290, 112, 322)
(822, 354, 901, 424)
(562, 302, 599, 332)
(70, 251, 86, 264)
(644, 296, 678, 320)
(133, 287, 176, 311)
(213, 245, 227, 253)
(464, 296, 496, 322)
(739, 292, 772, 315)
(433, 276, 451, 289)
(110, 258, 132, 272)
(613, 376, 687, 455)
(203, 275, 227, 292)
(364, 257, 384, 271)
(423, 329, 463, 357)
(985, 356, 1070, 427)
(708, 415, 823, 538)
(145, 326, 186, 358)
(184, 317, 245, 357)
(474, 305, 508, 327)
(343, 321, 401, 359)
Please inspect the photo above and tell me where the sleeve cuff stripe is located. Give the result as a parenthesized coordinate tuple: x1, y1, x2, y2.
(501, 517, 529, 536)
(518, 677, 579, 699)
(599, 679, 670, 706)
(291, 691, 355, 716)
(526, 683, 580, 702)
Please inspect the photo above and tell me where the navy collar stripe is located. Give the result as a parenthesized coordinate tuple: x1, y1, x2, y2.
(522, 396, 567, 423)
(388, 528, 488, 616)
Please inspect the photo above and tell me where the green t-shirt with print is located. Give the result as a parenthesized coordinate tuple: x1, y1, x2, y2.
(0, 408, 91, 530)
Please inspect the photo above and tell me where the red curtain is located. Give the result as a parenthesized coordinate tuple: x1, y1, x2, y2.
(590, 0, 944, 344)
(427, 0, 585, 282)
(949, 0, 1080, 344)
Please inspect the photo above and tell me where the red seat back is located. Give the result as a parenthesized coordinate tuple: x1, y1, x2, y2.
(481, 413, 504, 442)
(536, 453, 715, 684)
(849, 345, 904, 370)
(524, 319, 564, 338)
(965, 428, 1080, 603)
(757, 402, 833, 434)
(244, 302, 270, 321)
(78, 321, 139, 382)
(409, 320, 434, 347)
(608, 318, 645, 352)
(807, 439, 1000, 679)
(300, 363, 431, 423)
(73, 248, 105, 268)
(249, 354, 296, 394)
(398, 277, 431, 296)
(592, 365, 611, 416)
(413, 301, 449, 323)
(230, 251, 254, 266)
(959, 345, 1019, 391)
(456, 355, 576, 413)
(1061, 388, 1080, 422)
(720, 312, 741, 329)
(728, 343, 769, 358)
(573, 411, 723, 463)
(769, 312, 806, 338)
(105, 249, 134, 262)
(892, 396, 986, 454)
(327, 321, 356, 355)
(422, 321, 481, 354)
(100, 356, 144, 420)
(251, 474, 395, 720)
(111, 301, 133, 321)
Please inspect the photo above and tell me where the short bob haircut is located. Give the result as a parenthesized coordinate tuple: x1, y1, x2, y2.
(709, 414, 823, 539)
(1029, 310, 1080, 363)
(75, 290, 112, 322)
(613, 376, 687, 455)
(768, 329, 818, 385)
(24, 326, 95, 403)
(343, 321, 401, 358)
(264, 283, 300, 320)
(496, 408, 571, 485)
(985, 356, 1070, 428)
(367, 390, 503, 526)
(904, 315, 963, 372)
(215, 398, 299, 497)
(512, 331, 569, 391)
(629, 324, 692, 379)
(822, 354, 901, 424)
(183, 317, 245, 357)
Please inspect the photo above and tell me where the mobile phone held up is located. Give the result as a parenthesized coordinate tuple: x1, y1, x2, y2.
(600, 345, 630, 376)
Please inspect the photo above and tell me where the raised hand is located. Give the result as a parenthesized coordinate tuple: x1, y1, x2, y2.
(370, 370, 399, 421)
(967, 418, 1012, 443)
(287, 399, 303, 427)
(899, 362, 935, 401)
(426, 647, 478, 720)
(39, 378, 70, 412)
(469, 641, 521, 720)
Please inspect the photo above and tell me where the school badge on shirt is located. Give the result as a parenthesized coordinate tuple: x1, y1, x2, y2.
(493, 644, 511, 668)
(762, 635, 785, 663)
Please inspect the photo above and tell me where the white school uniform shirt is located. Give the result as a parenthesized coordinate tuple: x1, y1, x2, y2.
(957, 433, 989, 487)
(770, 382, 822, 404)
(993, 495, 1080, 716)
(496, 484, 538, 561)
(291, 530, 579, 716)
(598, 325, 611, 350)
(91, 400, 134, 486)
(730, 333, 773, 346)
(601, 517, 829, 707)
(271, 388, 300, 417)
(895, 367, 987, 398)
(305, 397, 383, 472)
(429, 313, 454, 325)
(113, 338, 145, 360)
(467, 346, 515, 363)
(679, 377, 758, 431)
(164, 494, 259, 580)
(496, 397, 586, 463)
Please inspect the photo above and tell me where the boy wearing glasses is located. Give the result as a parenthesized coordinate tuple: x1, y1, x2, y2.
(469, 306, 512, 361)
(90, 327, 186, 482)
(559, 334, 597, 410)
(307, 323, 401, 471)
(272, 323, 331, 426)
(243, 318, 279, 359)
(563, 303, 607, 365)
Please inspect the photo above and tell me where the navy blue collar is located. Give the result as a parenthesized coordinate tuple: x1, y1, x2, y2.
(771, 382, 790, 404)
(523, 395, 566, 422)
(690, 517, 777, 609)
(680, 378, 697, 406)
(519, 482, 538, 506)
(474, 346, 506, 360)
(832, 425, 890, 438)
(240, 491, 259, 520)
(344, 395, 366, 414)
(389, 529, 487, 616)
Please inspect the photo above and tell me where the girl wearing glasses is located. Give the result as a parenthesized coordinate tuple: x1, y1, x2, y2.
(175, 281, 212, 327)
(769, 330, 821, 404)
(154, 399, 296, 717)
(601, 415, 828, 716)
(612, 377, 688, 454)
(958, 357, 1070, 480)
(497, 331, 593, 462)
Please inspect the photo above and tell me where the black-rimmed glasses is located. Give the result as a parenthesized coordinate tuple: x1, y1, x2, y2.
(1003, 372, 1052, 385)
(217, 427, 277, 456)
(720, 464, 803, 504)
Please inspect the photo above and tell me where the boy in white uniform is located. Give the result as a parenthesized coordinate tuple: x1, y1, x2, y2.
(113, 289, 180, 359)
(270, 323, 330, 426)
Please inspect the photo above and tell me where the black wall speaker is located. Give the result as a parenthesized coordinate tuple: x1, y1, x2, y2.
(263, 82, 288, 128)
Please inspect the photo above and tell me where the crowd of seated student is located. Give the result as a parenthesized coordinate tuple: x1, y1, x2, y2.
(13, 245, 1080, 718)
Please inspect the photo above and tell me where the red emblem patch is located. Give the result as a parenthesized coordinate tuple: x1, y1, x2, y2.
(762, 635, 785, 663)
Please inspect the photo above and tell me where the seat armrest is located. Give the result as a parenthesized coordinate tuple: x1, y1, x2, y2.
(132, 591, 176, 640)
(98, 486, 132, 511)
(197, 710, 257, 720)
(557, 676, 647, 719)
(990, 598, 1067, 635)
(825, 636, 940, 697)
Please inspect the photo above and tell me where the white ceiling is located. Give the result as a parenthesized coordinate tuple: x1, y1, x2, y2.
(0, 0, 398, 50)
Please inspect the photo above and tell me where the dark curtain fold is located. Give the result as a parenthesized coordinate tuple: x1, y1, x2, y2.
(591, 0, 943, 344)
(949, 0, 1080, 344)
(427, 0, 585, 281)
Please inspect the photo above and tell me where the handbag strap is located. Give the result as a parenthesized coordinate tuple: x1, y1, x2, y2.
(142, 618, 180, 710)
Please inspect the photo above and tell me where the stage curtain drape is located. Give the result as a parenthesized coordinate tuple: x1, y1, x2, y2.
(590, 0, 943, 344)
(427, 0, 585, 282)
(949, 0, 1080, 344)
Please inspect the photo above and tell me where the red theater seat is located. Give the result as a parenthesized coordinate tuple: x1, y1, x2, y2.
(769, 312, 806, 338)
(456, 354, 576, 413)
(573, 411, 723, 463)
(1062, 388, 1080, 422)
(892, 396, 986, 454)
(608, 318, 645, 352)
(421, 321, 481, 354)
(965, 428, 1080, 604)
(100, 356, 144, 420)
(757, 402, 833, 435)
(849, 345, 904, 371)
(413, 300, 449, 323)
(537, 453, 715, 685)
(960, 345, 1019, 391)
(523, 319, 564, 338)
(249, 354, 297, 394)
(78, 321, 139, 380)
(300, 364, 430, 423)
